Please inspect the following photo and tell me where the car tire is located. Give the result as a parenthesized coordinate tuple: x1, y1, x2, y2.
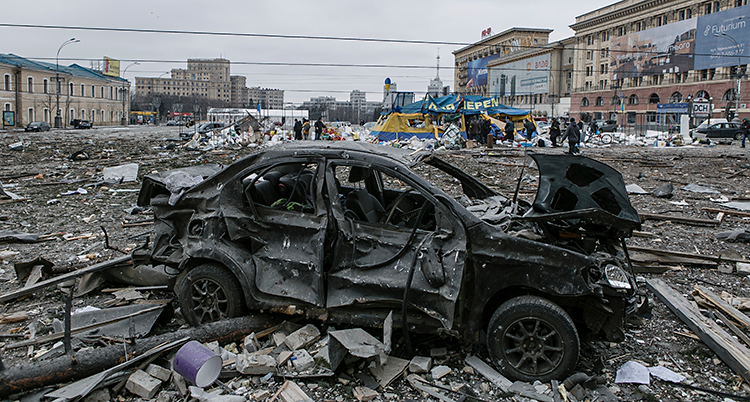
(601, 134, 613, 144)
(735, 132, 744, 140)
(176, 263, 245, 326)
(487, 296, 579, 382)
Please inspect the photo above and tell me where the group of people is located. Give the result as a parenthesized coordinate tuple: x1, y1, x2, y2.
(292, 117, 327, 140)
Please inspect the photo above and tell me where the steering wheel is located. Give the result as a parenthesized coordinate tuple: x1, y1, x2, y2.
(383, 190, 418, 225)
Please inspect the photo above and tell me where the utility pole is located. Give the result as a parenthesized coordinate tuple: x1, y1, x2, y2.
(715, 33, 743, 120)
(121, 62, 139, 125)
(55, 38, 79, 128)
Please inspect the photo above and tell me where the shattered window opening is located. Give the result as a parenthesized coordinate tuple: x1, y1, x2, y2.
(243, 162, 318, 213)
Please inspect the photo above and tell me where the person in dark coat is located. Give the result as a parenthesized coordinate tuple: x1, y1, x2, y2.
(314, 118, 326, 140)
(480, 117, 491, 145)
(560, 117, 581, 155)
(742, 118, 750, 148)
(293, 119, 303, 140)
(468, 116, 482, 144)
(549, 118, 561, 147)
(504, 119, 515, 143)
(523, 119, 537, 141)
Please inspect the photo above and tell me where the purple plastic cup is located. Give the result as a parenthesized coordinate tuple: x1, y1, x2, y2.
(172, 340, 222, 387)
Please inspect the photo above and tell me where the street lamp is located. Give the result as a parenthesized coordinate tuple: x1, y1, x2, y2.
(120, 62, 139, 125)
(54, 38, 80, 128)
(714, 33, 744, 120)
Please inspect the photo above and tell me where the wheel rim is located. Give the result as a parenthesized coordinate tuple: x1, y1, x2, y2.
(500, 316, 565, 377)
(190, 278, 230, 323)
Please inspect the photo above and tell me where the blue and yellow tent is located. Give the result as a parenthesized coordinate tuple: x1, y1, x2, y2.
(371, 95, 531, 140)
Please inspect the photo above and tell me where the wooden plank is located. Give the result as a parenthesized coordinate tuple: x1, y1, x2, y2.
(693, 285, 750, 332)
(627, 246, 745, 264)
(465, 355, 512, 392)
(713, 310, 750, 348)
(638, 212, 720, 226)
(645, 278, 750, 382)
(703, 207, 750, 219)
(0, 255, 131, 303)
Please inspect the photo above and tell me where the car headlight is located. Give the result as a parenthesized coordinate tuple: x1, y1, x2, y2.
(604, 264, 632, 290)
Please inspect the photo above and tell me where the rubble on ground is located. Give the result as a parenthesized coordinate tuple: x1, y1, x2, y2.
(1, 126, 750, 400)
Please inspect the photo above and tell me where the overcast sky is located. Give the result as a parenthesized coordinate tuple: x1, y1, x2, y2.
(1, 0, 607, 104)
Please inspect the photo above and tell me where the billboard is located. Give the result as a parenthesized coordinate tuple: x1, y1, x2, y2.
(488, 53, 550, 97)
(694, 5, 750, 70)
(467, 54, 501, 88)
(611, 19, 696, 79)
(103, 57, 120, 77)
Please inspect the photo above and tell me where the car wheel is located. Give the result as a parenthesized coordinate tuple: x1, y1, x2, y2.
(735, 132, 744, 140)
(601, 134, 613, 144)
(176, 263, 244, 326)
(487, 296, 579, 382)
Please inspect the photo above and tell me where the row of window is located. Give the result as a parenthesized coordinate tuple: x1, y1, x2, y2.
(579, 89, 731, 107)
(3, 74, 122, 100)
(4, 103, 123, 123)
(583, 1, 745, 46)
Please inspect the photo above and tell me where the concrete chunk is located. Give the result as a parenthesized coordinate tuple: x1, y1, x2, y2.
(284, 324, 320, 350)
(353, 386, 379, 401)
(146, 364, 171, 382)
(431, 365, 452, 380)
(292, 349, 315, 371)
(273, 332, 287, 346)
(278, 350, 293, 366)
(236, 353, 276, 375)
(409, 356, 432, 373)
(244, 332, 260, 353)
(126, 369, 162, 399)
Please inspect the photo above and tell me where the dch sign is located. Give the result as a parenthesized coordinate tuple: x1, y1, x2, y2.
(692, 101, 711, 118)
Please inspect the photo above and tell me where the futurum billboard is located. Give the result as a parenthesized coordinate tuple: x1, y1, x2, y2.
(694, 5, 750, 69)
(610, 5, 750, 78)
(488, 54, 550, 97)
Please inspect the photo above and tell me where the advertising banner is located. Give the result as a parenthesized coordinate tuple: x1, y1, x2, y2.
(488, 54, 550, 97)
(610, 19, 696, 79)
(467, 54, 501, 88)
(694, 5, 750, 70)
(103, 57, 120, 78)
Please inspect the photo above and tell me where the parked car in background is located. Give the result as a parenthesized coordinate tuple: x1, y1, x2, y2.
(594, 119, 618, 132)
(196, 122, 225, 134)
(536, 121, 550, 135)
(693, 121, 745, 140)
(137, 142, 647, 382)
(165, 120, 179, 126)
(25, 121, 50, 132)
(70, 119, 92, 129)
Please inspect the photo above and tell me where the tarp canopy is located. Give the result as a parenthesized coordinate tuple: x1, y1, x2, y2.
(400, 94, 531, 117)
(370, 113, 440, 141)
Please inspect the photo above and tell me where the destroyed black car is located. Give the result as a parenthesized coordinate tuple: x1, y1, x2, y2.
(137, 142, 645, 382)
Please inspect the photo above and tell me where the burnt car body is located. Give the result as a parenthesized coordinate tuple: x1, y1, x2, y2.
(137, 142, 644, 382)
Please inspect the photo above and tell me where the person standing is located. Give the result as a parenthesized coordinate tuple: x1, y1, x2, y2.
(314, 117, 326, 140)
(549, 118, 560, 147)
(741, 118, 750, 148)
(523, 119, 537, 141)
(302, 118, 311, 140)
(293, 119, 303, 140)
(504, 119, 515, 143)
(560, 117, 581, 155)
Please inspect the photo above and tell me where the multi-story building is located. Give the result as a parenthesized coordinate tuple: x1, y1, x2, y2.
(248, 87, 284, 109)
(136, 58, 284, 109)
(569, 0, 750, 128)
(452, 28, 574, 116)
(487, 37, 576, 117)
(0, 53, 127, 128)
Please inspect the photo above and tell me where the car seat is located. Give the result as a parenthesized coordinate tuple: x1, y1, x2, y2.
(345, 189, 385, 223)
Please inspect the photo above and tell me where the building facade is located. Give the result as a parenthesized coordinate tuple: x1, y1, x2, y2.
(135, 58, 284, 109)
(569, 0, 750, 128)
(452, 28, 574, 116)
(0, 53, 127, 128)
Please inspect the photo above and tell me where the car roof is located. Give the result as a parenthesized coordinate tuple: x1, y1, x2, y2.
(253, 141, 429, 168)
